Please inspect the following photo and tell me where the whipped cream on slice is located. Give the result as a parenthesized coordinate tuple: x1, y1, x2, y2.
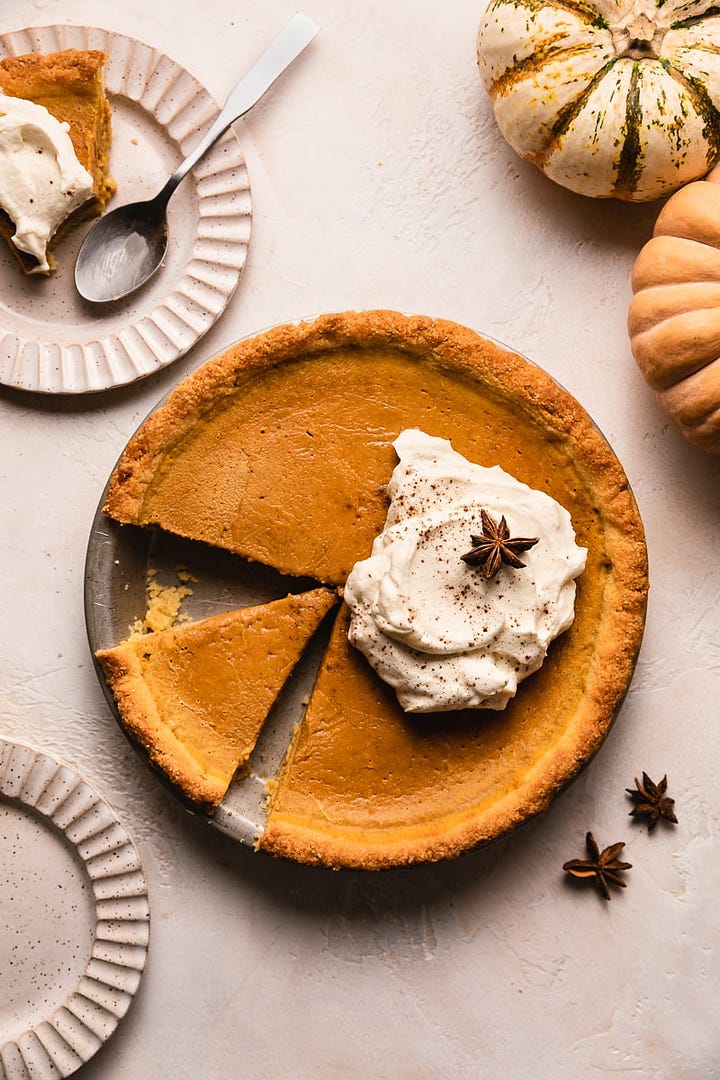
(0, 94, 94, 272)
(344, 429, 587, 712)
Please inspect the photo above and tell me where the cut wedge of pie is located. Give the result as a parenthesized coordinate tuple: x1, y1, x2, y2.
(0, 48, 115, 272)
(95, 588, 337, 807)
(99, 311, 648, 866)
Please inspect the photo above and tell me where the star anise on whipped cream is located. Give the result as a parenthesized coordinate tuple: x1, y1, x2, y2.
(461, 509, 539, 580)
(626, 772, 678, 830)
(562, 832, 632, 901)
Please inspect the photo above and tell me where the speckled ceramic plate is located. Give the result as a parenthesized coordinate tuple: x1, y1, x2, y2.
(0, 24, 252, 394)
(0, 737, 149, 1080)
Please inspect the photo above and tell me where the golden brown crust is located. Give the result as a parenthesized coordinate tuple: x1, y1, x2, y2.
(0, 48, 115, 274)
(96, 588, 337, 807)
(102, 311, 648, 867)
(0, 48, 108, 92)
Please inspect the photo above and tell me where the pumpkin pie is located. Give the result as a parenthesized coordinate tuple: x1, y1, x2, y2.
(0, 48, 115, 272)
(101, 310, 648, 866)
(95, 588, 337, 807)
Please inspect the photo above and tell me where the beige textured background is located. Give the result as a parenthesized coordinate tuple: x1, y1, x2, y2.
(1, 1, 719, 1077)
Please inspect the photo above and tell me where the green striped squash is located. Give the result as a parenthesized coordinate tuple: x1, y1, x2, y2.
(477, 0, 720, 201)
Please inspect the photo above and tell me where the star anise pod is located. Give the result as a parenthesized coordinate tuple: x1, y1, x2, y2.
(562, 832, 632, 900)
(461, 509, 539, 580)
(626, 772, 677, 830)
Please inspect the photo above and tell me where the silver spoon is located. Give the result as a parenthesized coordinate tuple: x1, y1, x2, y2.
(75, 12, 319, 304)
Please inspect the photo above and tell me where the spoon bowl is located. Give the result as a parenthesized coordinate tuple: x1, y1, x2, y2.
(74, 12, 318, 304)
(74, 197, 169, 303)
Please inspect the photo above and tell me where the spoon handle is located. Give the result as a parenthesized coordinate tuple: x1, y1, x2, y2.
(158, 12, 319, 204)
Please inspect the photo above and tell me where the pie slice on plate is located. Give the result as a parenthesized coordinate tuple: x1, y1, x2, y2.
(0, 48, 115, 272)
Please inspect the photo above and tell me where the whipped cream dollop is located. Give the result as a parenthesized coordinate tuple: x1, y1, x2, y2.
(0, 94, 94, 272)
(344, 429, 587, 712)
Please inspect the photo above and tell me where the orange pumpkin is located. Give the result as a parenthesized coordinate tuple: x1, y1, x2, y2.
(629, 166, 720, 453)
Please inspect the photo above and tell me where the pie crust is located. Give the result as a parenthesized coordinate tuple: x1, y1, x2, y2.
(0, 48, 115, 273)
(96, 588, 337, 806)
(102, 310, 648, 867)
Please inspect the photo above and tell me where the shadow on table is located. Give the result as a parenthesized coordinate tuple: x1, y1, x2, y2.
(176, 789, 567, 932)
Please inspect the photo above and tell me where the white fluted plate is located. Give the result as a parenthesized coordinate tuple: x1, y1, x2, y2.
(0, 25, 252, 394)
(0, 737, 149, 1080)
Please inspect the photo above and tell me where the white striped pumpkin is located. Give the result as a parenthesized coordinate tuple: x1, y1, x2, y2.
(477, 0, 720, 201)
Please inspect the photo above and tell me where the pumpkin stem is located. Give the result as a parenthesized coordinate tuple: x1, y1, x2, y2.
(611, 8, 668, 60)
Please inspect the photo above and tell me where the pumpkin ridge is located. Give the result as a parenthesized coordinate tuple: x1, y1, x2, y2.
(671, 42, 720, 57)
(670, 6, 720, 31)
(629, 284, 720, 334)
(615, 62, 644, 197)
(488, 39, 602, 101)
(659, 60, 720, 167)
(633, 237, 720, 293)
(659, 361, 720, 450)
(633, 307, 720, 390)
(653, 182, 720, 247)
(539, 57, 618, 158)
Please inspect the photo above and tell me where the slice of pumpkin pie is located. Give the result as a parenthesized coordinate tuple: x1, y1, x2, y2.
(0, 48, 115, 273)
(96, 588, 337, 807)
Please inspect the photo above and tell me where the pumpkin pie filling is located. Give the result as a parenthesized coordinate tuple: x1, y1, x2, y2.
(260, 604, 600, 868)
(105, 313, 643, 586)
(101, 311, 648, 866)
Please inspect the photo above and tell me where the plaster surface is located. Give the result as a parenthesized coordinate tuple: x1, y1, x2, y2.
(1, 1, 718, 1077)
